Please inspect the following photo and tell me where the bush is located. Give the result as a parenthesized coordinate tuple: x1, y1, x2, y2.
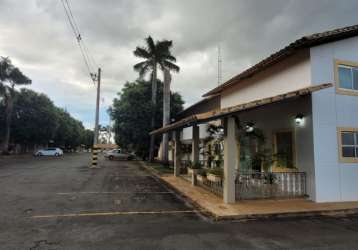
(197, 168, 207, 176)
(207, 168, 223, 177)
(188, 161, 201, 169)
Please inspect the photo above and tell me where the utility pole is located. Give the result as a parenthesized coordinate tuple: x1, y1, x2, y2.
(93, 67, 101, 145)
(218, 45, 222, 86)
(91, 67, 101, 168)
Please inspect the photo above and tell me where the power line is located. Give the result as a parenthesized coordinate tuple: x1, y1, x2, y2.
(64, 0, 80, 34)
(64, 0, 98, 70)
(60, 0, 97, 83)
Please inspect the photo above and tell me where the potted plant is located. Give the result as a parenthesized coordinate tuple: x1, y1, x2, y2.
(207, 168, 223, 182)
(196, 169, 207, 182)
(187, 162, 201, 175)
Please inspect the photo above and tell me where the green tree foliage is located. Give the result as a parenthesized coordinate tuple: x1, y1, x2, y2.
(0, 88, 93, 152)
(81, 129, 95, 149)
(0, 57, 31, 153)
(133, 36, 180, 160)
(110, 80, 184, 159)
(53, 108, 90, 149)
(11, 89, 59, 145)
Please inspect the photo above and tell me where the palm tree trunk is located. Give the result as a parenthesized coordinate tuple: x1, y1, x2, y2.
(161, 69, 171, 164)
(149, 62, 157, 162)
(2, 93, 14, 154)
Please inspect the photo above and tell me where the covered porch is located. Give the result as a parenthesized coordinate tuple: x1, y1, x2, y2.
(150, 84, 332, 204)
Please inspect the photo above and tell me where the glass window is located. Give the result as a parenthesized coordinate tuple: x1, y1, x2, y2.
(342, 146, 355, 158)
(342, 132, 354, 145)
(339, 66, 353, 89)
(353, 69, 358, 90)
(339, 129, 358, 160)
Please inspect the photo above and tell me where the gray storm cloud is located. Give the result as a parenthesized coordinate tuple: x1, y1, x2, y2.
(1, 0, 358, 128)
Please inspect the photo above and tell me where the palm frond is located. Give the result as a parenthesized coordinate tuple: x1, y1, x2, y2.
(138, 64, 151, 79)
(163, 61, 180, 73)
(133, 61, 152, 78)
(0, 57, 12, 82)
(0, 83, 5, 96)
(133, 61, 149, 72)
(162, 54, 177, 62)
(145, 36, 156, 54)
(156, 40, 173, 52)
(9, 67, 31, 85)
(133, 46, 151, 59)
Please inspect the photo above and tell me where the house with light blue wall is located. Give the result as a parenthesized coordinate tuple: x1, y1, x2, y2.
(152, 25, 358, 204)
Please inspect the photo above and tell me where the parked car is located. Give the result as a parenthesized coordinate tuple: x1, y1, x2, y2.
(34, 148, 63, 157)
(104, 149, 135, 160)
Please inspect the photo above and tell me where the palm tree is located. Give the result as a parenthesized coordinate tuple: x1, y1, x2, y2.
(0, 57, 31, 154)
(133, 36, 179, 162)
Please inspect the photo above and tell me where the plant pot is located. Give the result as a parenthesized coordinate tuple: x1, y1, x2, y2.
(207, 174, 222, 182)
(188, 168, 200, 175)
(197, 174, 207, 182)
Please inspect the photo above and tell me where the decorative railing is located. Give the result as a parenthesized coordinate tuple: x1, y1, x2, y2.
(180, 160, 190, 175)
(198, 160, 207, 167)
(235, 171, 307, 200)
(196, 177, 223, 197)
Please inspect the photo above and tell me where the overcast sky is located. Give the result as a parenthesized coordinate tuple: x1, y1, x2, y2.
(1, 0, 358, 129)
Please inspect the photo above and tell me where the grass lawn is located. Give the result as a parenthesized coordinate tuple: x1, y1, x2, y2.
(146, 162, 174, 175)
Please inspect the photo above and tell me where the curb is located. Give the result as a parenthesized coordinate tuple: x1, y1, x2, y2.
(139, 161, 218, 221)
(214, 208, 358, 222)
(139, 161, 358, 222)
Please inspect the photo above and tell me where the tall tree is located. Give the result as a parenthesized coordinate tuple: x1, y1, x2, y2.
(11, 89, 59, 147)
(162, 69, 172, 163)
(110, 80, 183, 159)
(0, 87, 93, 153)
(133, 36, 180, 161)
(0, 57, 31, 154)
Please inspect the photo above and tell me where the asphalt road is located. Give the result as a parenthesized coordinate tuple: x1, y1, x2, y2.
(1, 153, 358, 249)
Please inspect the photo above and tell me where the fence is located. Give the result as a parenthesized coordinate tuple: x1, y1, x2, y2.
(235, 171, 307, 200)
(180, 160, 190, 175)
(196, 176, 223, 197)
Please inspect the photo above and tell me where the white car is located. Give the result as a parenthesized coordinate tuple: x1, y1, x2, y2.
(34, 148, 63, 157)
(104, 149, 135, 160)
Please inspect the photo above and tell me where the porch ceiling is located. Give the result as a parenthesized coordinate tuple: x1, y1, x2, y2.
(150, 83, 333, 136)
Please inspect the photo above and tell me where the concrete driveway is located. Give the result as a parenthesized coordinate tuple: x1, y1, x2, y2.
(1, 153, 358, 249)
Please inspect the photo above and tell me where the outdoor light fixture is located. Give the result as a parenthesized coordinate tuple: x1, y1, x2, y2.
(245, 122, 255, 133)
(295, 113, 304, 125)
(218, 127, 224, 134)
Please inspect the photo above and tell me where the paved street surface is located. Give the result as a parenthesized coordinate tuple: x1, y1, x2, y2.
(1, 153, 358, 249)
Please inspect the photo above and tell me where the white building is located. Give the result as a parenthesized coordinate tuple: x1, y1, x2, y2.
(152, 25, 358, 204)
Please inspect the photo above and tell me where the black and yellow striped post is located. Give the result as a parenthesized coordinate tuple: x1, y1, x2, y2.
(91, 145, 99, 168)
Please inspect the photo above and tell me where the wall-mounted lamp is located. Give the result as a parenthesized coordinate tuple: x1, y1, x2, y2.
(295, 113, 304, 125)
(244, 122, 255, 133)
(218, 127, 224, 134)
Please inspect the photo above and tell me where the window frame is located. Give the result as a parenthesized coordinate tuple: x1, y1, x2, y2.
(334, 59, 358, 96)
(337, 127, 358, 163)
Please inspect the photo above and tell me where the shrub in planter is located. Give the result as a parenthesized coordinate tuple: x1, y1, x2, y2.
(196, 169, 207, 182)
(188, 162, 201, 175)
(207, 168, 223, 182)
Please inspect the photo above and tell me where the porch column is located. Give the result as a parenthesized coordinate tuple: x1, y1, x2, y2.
(174, 130, 181, 177)
(191, 125, 199, 164)
(223, 117, 237, 204)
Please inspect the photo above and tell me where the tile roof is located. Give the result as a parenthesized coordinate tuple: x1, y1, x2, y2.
(203, 24, 358, 97)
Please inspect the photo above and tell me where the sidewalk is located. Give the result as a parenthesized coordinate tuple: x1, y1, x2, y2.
(142, 163, 358, 220)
